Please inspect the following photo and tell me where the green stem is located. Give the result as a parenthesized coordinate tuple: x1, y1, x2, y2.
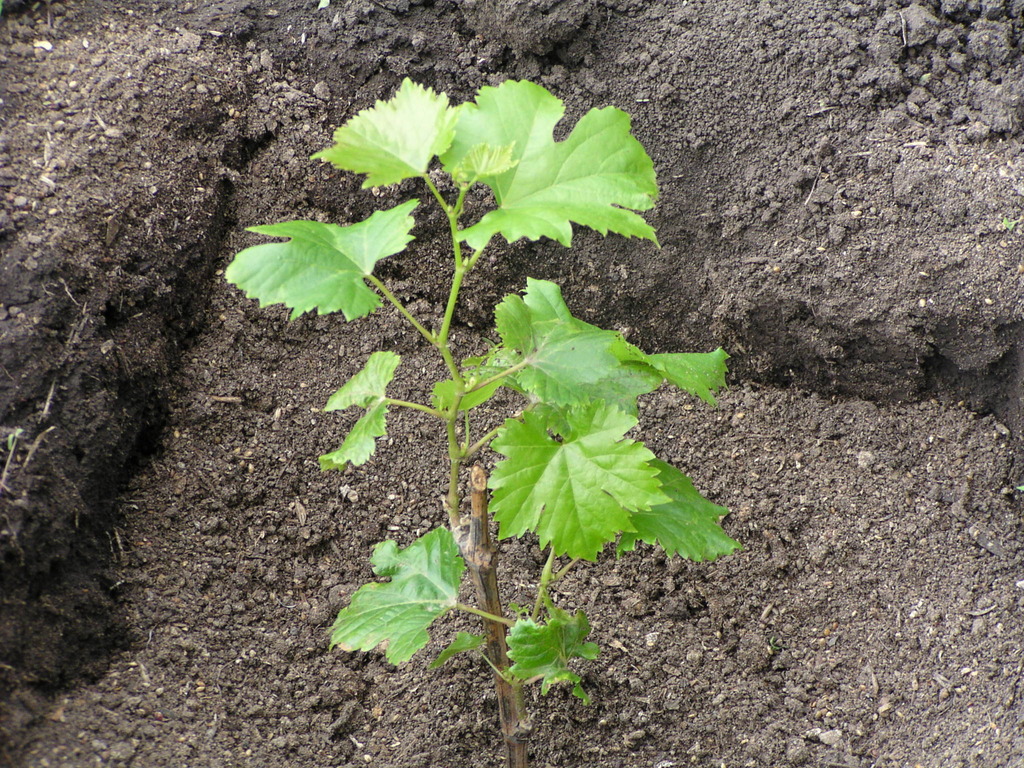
(422, 176, 469, 385)
(456, 603, 515, 627)
(446, 416, 462, 527)
(367, 275, 437, 345)
(531, 548, 557, 621)
(422, 172, 473, 526)
(422, 174, 453, 218)
(437, 263, 466, 383)
(383, 398, 444, 418)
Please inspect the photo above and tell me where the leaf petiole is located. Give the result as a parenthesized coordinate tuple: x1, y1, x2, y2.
(552, 558, 581, 582)
(421, 173, 454, 217)
(466, 357, 531, 396)
(366, 274, 437, 345)
(465, 246, 487, 271)
(384, 397, 444, 418)
(464, 424, 503, 460)
(456, 603, 515, 627)
(464, 402, 538, 459)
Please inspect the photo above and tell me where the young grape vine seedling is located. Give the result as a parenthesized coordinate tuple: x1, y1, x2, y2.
(226, 78, 739, 767)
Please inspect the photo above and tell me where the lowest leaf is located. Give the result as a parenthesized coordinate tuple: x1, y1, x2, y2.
(507, 609, 599, 704)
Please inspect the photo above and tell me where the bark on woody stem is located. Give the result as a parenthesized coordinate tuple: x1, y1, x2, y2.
(456, 465, 531, 768)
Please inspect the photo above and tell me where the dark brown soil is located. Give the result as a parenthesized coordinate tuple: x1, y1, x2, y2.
(2, 1, 1023, 766)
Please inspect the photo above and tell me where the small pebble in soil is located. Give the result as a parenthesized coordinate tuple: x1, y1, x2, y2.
(819, 729, 842, 746)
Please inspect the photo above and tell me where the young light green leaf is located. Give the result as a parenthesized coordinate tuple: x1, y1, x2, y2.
(442, 80, 658, 250)
(319, 402, 388, 470)
(326, 351, 401, 411)
(449, 142, 518, 184)
(330, 527, 465, 665)
(507, 609, 599, 704)
(430, 378, 502, 413)
(320, 351, 401, 470)
(489, 402, 668, 560)
(312, 79, 459, 188)
(646, 349, 729, 405)
(429, 632, 485, 669)
(618, 460, 740, 561)
(226, 200, 418, 321)
(507, 602, 530, 617)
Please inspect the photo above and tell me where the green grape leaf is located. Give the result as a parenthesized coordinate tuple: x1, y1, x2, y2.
(646, 349, 729, 405)
(574, 356, 664, 415)
(449, 142, 518, 184)
(430, 378, 502, 412)
(330, 527, 465, 664)
(442, 80, 658, 250)
(325, 351, 401, 411)
(312, 79, 458, 188)
(495, 279, 621, 406)
(489, 402, 668, 560)
(429, 632, 485, 669)
(507, 609, 599, 704)
(488, 281, 727, 412)
(319, 402, 388, 470)
(320, 351, 401, 470)
(618, 460, 740, 561)
(507, 603, 530, 617)
(226, 200, 418, 321)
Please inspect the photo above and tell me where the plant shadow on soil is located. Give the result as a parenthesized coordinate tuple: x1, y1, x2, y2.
(1, 1, 1023, 767)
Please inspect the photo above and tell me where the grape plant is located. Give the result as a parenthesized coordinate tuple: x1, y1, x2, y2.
(226, 78, 739, 767)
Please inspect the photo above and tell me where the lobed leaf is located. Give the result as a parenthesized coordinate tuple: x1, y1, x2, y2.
(490, 280, 727, 415)
(448, 142, 518, 184)
(320, 351, 401, 470)
(495, 282, 729, 415)
(330, 527, 465, 664)
(442, 80, 659, 250)
(312, 79, 459, 188)
(319, 402, 388, 470)
(489, 402, 668, 560)
(226, 200, 418, 321)
(645, 349, 729, 405)
(507, 609, 599, 703)
(494, 279, 622, 407)
(618, 460, 740, 561)
(325, 351, 402, 411)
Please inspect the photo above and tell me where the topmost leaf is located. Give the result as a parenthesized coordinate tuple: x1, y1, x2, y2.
(442, 80, 659, 249)
(313, 78, 459, 188)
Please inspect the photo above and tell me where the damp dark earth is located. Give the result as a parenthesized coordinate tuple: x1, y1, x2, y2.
(2, 1, 1023, 767)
